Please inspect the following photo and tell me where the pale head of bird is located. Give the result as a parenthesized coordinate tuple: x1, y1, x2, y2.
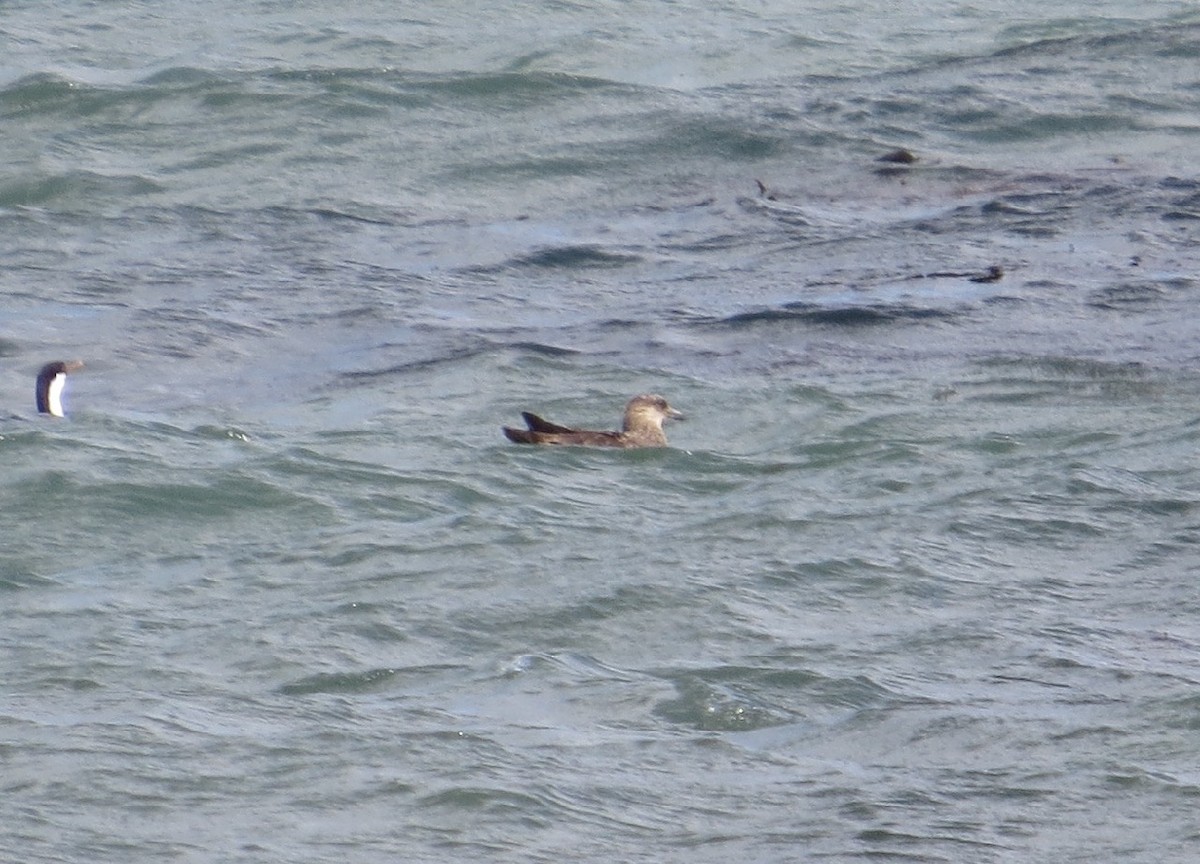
(622, 394, 684, 433)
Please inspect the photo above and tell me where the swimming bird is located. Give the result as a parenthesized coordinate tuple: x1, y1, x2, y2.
(36, 360, 84, 417)
(503, 394, 684, 448)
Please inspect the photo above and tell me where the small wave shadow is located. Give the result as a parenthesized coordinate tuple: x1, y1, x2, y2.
(468, 244, 642, 274)
(715, 303, 959, 328)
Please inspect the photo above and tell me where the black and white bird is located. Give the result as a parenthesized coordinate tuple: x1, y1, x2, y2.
(36, 360, 84, 417)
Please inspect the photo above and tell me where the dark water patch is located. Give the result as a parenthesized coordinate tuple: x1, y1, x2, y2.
(142, 305, 278, 341)
(1087, 279, 1192, 311)
(505, 341, 581, 357)
(507, 245, 641, 270)
(340, 334, 594, 384)
(971, 190, 1091, 238)
(1068, 467, 1200, 516)
(260, 449, 493, 523)
(2, 67, 292, 128)
(885, 22, 1200, 148)
(341, 341, 492, 380)
(278, 667, 403, 696)
(596, 316, 656, 332)
(514, 584, 683, 633)
(962, 379, 1158, 406)
(167, 141, 288, 173)
(441, 154, 602, 185)
(308, 207, 394, 226)
(0, 170, 163, 208)
(1160, 176, 1200, 192)
(1157, 694, 1200, 732)
(973, 20, 1200, 100)
(415, 786, 554, 824)
(652, 116, 784, 162)
(11, 468, 330, 526)
(663, 230, 762, 253)
(992, 23, 1177, 59)
(196, 86, 295, 113)
(772, 555, 901, 595)
(419, 69, 620, 106)
(981, 292, 1028, 307)
(970, 355, 1153, 384)
(263, 447, 414, 487)
(784, 304, 957, 326)
(968, 112, 1136, 145)
(952, 505, 1108, 547)
(1152, 28, 1200, 60)
(0, 72, 114, 118)
(111, 475, 327, 519)
(317, 542, 422, 568)
(716, 303, 959, 328)
(980, 192, 1074, 218)
(31, 676, 104, 693)
(263, 67, 438, 115)
(137, 67, 228, 88)
(248, 203, 412, 231)
(69, 272, 137, 300)
(346, 620, 411, 646)
(1160, 180, 1200, 216)
(0, 565, 60, 592)
(1104, 768, 1200, 794)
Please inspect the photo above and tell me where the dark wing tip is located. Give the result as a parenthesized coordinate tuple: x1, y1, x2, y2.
(503, 427, 536, 444)
(521, 412, 576, 434)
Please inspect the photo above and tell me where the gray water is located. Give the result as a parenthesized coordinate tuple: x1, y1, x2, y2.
(3, 2, 1200, 862)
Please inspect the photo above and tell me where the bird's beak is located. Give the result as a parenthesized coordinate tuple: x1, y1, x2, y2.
(667, 406, 685, 421)
(64, 360, 85, 372)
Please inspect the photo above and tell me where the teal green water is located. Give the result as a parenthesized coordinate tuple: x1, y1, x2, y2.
(3, 3, 1200, 862)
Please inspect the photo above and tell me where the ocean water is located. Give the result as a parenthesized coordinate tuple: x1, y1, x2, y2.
(3, 2, 1200, 861)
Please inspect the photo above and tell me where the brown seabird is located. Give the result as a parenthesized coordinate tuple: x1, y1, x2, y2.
(36, 360, 84, 417)
(503, 394, 684, 448)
